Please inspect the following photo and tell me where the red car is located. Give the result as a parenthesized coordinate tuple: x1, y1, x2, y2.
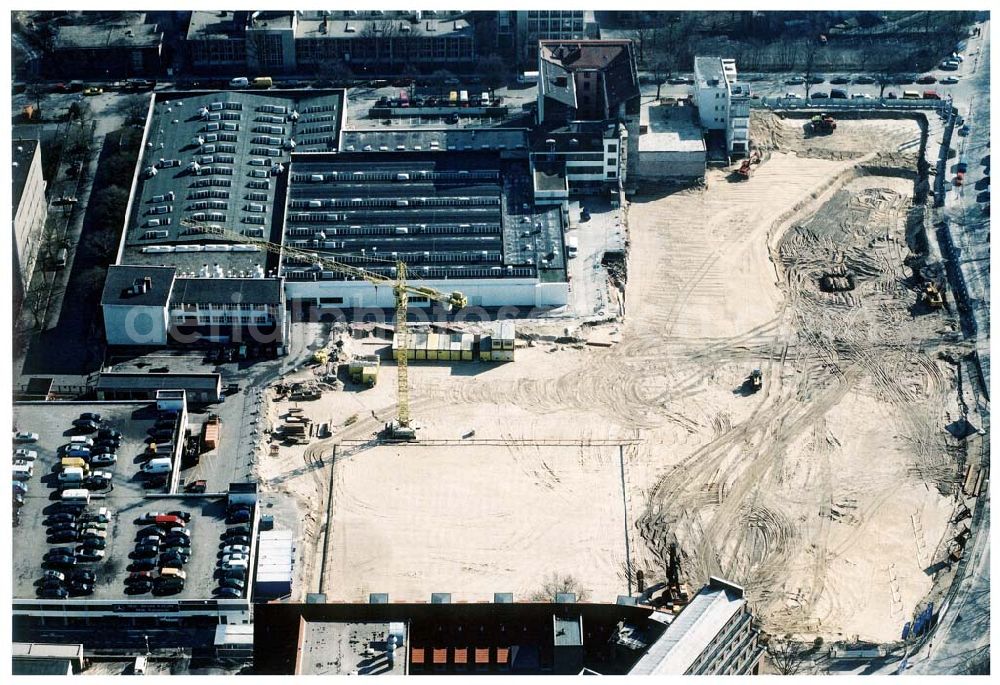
(955, 172, 965, 186)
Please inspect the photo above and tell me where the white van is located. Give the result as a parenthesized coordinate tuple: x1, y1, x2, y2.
(134, 656, 147, 676)
(13, 463, 34, 480)
(565, 235, 579, 258)
(142, 458, 172, 474)
(60, 488, 91, 504)
(229, 77, 249, 88)
(70, 436, 94, 447)
(58, 467, 85, 483)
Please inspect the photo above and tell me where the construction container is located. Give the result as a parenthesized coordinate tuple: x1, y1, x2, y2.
(498, 321, 515, 350)
(414, 332, 428, 361)
(425, 333, 440, 361)
(480, 336, 493, 361)
(450, 338, 462, 361)
(461, 334, 474, 361)
(438, 334, 450, 360)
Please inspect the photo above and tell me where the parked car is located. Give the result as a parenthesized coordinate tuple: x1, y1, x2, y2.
(225, 525, 252, 537)
(14, 448, 38, 460)
(45, 514, 76, 526)
(785, 76, 805, 85)
(221, 553, 248, 564)
(40, 570, 66, 582)
(79, 413, 102, 423)
(916, 75, 937, 84)
(79, 508, 110, 524)
(214, 587, 242, 598)
(125, 581, 153, 594)
(784, 92, 801, 99)
(166, 511, 191, 522)
(72, 419, 100, 432)
(131, 546, 159, 559)
(126, 572, 155, 584)
(48, 530, 79, 543)
(217, 568, 247, 580)
(807, 75, 825, 84)
(830, 88, 848, 99)
(38, 587, 69, 599)
(137, 527, 164, 539)
(810, 91, 829, 99)
(97, 428, 121, 440)
(163, 536, 191, 548)
(218, 577, 246, 591)
(89, 453, 117, 467)
(48, 522, 78, 534)
(852, 93, 873, 99)
(138, 512, 166, 524)
(68, 582, 94, 596)
(941, 76, 960, 85)
(223, 535, 251, 547)
(78, 538, 106, 550)
(70, 569, 96, 583)
(853, 75, 876, 84)
(128, 560, 156, 572)
(220, 545, 250, 555)
(227, 509, 252, 524)
(14, 432, 39, 443)
(45, 555, 77, 567)
(830, 76, 850, 84)
(46, 547, 75, 558)
(75, 545, 106, 558)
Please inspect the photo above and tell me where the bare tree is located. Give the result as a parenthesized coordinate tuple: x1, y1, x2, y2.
(801, 41, 821, 98)
(529, 573, 591, 602)
(766, 637, 807, 675)
(632, 26, 651, 64)
(315, 59, 353, 86)
(475, 53, 507, 94)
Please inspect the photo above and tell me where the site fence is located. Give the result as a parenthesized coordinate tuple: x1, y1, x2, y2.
(752, 98, 954, 114)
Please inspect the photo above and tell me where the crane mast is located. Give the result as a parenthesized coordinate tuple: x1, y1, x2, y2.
(178, 219, 466, 438)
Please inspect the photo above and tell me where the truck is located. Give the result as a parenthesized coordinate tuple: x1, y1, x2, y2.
(251, 76, 273, 89)
(810, 114, 836, 134)
(202, 415, 221, 451)
(518, 71, 539, 85)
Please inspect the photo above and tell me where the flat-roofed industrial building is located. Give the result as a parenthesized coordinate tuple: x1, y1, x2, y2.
(281, 151, 569, 310)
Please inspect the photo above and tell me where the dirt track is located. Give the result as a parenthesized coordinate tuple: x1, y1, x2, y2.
(255, 117, 965, 642)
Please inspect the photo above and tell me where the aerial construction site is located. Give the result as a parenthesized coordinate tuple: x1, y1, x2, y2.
(253, 109, 983, 647)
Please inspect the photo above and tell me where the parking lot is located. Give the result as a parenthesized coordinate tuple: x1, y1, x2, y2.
(12, 402, 249, 602)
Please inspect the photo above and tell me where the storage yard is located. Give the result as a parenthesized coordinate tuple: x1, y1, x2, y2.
(249, 111, 979, 645)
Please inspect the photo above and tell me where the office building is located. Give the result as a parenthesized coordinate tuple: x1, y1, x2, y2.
(693, 57, 751, 158)
(13, 139, 48, 308)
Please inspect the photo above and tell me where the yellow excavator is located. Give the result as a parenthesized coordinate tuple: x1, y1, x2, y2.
(179, 219, 467, 440)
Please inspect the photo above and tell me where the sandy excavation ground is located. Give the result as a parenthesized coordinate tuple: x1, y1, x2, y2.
(255, 115, 969, 642)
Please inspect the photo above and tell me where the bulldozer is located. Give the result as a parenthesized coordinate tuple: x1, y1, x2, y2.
(924, 282, 944, 309)
(810, 113, 837, 134)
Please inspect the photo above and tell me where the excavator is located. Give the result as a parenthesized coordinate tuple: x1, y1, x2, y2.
(810, 113, 837, 134)
(179, 219, 467, 441)
(735, 149, 762, 179)
(924, 282, 944, 309)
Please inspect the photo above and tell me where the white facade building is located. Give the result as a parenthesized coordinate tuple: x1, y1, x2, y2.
(693, 57, 750, 158)
(13, 139, 48, 305)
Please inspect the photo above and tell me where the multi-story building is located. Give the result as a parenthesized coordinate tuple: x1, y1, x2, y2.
(185, 10, 477, 75)
(534, 40, 640, 194)
(629, 577, 764, 675)
(498, 11, 599, 65)
(185, 11, 248, 72)
(48, 19, 163, 77)
(12, 139, 47, 309)
(295, 10, 476, 73)
(693, 56, 750, 159)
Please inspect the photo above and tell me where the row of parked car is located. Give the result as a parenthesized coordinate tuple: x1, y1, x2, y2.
(54, 414, 122, 495)
(36, 506, 112, 598)
(125, 511, 194, 596)
(214, 503, 255, 598)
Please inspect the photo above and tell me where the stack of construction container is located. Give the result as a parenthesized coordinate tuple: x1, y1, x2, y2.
(391, 325, 512, 362)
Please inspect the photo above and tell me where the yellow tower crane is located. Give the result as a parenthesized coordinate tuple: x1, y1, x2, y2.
(179, 219, 467, 440)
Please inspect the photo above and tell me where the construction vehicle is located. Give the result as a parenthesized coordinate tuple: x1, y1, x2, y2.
(312, 348, 330, 365)
(749, 369, 763, 392)
(735, 149, 762, 179)
(811, 113, 837, 134)
(348, 355, 380, 387)
(179, 219, 467, 441)
(924, 282, 944, 309)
